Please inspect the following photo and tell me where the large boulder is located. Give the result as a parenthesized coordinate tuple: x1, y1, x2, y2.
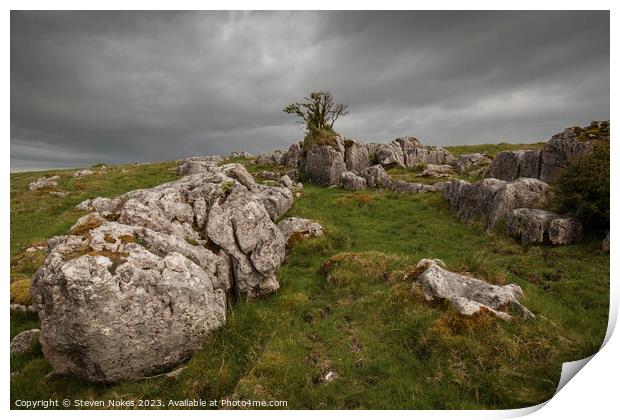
(452, 153, 490, 173)
(360, 165, 392, 188)
(539, 124, 600, 183)
(413, 259, 534, 320)
(344, 139, 370, 172)
(506, 208, 582, 246)
(443, 178, 550, 229)
(176, 155, 224, 176)
(340, 171, 367, 191)
(31, 163, 292, 382)
(303, 137, 347, 186)
(375, 142, 405, 168)
(489, 150, 541, 181)
(29, 175, 59, 191)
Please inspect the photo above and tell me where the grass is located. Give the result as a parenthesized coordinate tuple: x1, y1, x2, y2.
(9, 155, 609, 409)
(444, 142, 545, 158)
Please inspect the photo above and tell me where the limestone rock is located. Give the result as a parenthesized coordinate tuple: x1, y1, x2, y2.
(11, 329, 40, 354)
(539, 121, 608, 183)
(31, 163, 293, 382)
(548, 217, 583, 245)
(29, 175, 59, 191)
(421, 164, 455, 178)
(414, 259, 534, 320)
(375, 142, 405, 168)
(489, 150, 541, 181)
(73, 169, 94, 178)
(282, 142, 303, 168)
(340, 171, 367, 190)
(304, 137, 347, 186)
(229, 151, 255, 159)
(277, 217, 323, 244)
(506, 208, 559, 245)
(344, 139, 370, 172)
(443, 178, 550, 229)
(176, 156, 224, 176)
(49, 191, 69, 197)
(360, 165, 392, 188)
(254, 149, 286, 166)
(452, 153, 490, 173)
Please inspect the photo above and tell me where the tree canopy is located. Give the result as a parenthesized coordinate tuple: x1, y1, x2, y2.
(283, 91, 348, 131)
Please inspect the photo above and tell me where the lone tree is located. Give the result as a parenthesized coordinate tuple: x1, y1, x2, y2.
(283, 91, 348, 132)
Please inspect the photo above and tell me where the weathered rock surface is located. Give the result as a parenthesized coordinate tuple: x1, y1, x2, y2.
(229, 151, 255, 159)
(391, 180, 444, 193)
(32, 163, 294, 382)
(304, 137, 347, 186)
(344, 139, 370, 172)
(422, 164, 455, 178)
(73, 169, 95, 178)
(277, 217, 323, 244)
(176, 156, 224, 176)
(397, 137, 455, 168)
(505, 208, 584, 246)
(360, 165, 392, 188)
(282, 142, 303, 168)
(375, 142, 405, 168)
(414, 259, 534, 320)
(489, 150, 541, 181)
(452, 153, 490, 173)
(340, 171, 367, 190)
(29, 175, 59, 191)
(539, 121, 608, 183)
(11, 329, 40, 354)
(443, 178, 550, 229)
(548, 217, 583, 245)
(254, 149, 285, 166)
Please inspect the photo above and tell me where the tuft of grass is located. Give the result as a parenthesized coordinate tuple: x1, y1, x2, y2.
(10, 277, 32, 306)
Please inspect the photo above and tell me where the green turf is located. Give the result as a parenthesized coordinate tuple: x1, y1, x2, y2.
(10, 154, 609, 409)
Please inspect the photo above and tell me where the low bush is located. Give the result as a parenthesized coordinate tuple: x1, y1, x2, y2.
(551, 141, 609, 233)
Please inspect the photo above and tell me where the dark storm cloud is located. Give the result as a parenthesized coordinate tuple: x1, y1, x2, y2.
(11, 10, 609, 170)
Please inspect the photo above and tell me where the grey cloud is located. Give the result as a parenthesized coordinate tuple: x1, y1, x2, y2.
(11, 10, 609, 170)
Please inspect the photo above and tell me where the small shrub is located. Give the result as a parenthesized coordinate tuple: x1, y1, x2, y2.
(10, 277, 32, 306)
(551, 141, 609, 233)
(303, 126, 340, 150)
(220, 180, 235, 194)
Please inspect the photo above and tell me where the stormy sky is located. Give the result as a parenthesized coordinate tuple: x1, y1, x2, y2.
(11, 11, 609, 171)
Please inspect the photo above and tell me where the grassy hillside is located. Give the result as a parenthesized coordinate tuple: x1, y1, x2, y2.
(444, 142, 545, 157)
(10, 151, 609, 409)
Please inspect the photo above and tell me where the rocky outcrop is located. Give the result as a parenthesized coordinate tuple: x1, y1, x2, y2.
(488, 121, 609, 183)
(421, 164, 455, 178)
(340, 171, 367, 190)
(397, 137, 455, 168)
(176, 156, 224, 176)
(11, 329, 40, 354)
(344, 139, 370, 172)
(303, 137, 347, 186)
(489, 150, 541, 181)
(443, 178, 550, 229)
(452, 153, 490, 173)
(506, 208, 582, 245)
(229, 151, 255, 159)
(413, 259, 534, 320)
(539, 121, 608, 183)
(375, 142, 405, 168)
(360, 165, 391, 188)
(29, 175, 59, 191)
(277, 217, 323, 244)
(255, 149, 285, 166)
(282, 142, 303, 168)
(391, 181, 445, 193)
(73, 169, 95, 177)
(31, 163, 294, 382)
